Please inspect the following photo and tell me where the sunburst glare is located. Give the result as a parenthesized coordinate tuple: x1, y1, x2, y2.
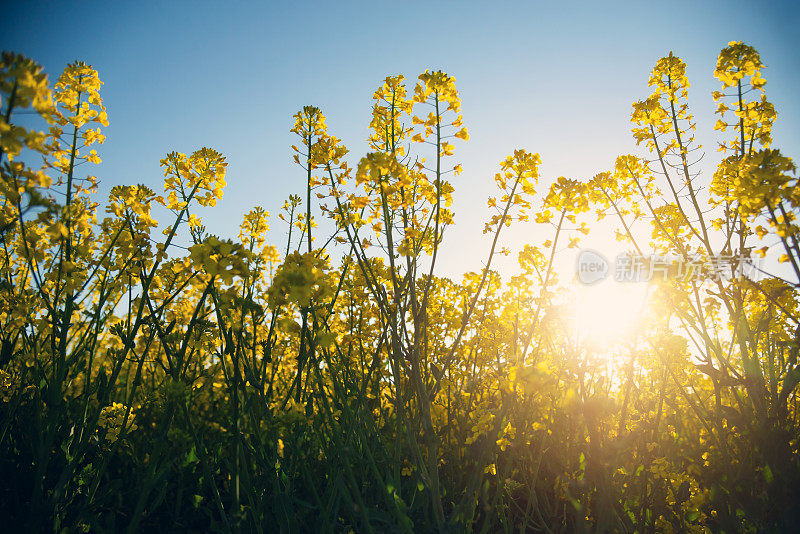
(569, 278, 650, 349)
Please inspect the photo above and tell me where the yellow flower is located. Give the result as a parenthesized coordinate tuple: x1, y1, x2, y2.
(267, 251, 332, 309)
(97, 402, 137, 444)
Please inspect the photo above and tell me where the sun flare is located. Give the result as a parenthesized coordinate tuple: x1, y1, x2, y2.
(569, 279, 650, 348)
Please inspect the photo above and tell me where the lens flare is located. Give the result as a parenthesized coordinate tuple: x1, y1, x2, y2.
(569, 279, 649, 348)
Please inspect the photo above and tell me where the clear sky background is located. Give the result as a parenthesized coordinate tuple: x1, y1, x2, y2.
(4, 0, 799, 279)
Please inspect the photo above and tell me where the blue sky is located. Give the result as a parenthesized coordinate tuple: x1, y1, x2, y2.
(4, 0, 799, 277)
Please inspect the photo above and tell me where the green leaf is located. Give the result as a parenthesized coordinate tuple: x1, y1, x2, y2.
(182, 446, 199, 467)
(763, 463, 774, 484)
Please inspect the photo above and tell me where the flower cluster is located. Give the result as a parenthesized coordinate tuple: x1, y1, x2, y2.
(161, 148, 227, 209)
(96, 402, 137, 443)
(267, 251, 331, 309)
(0, 52, 54, 160)
(48, 61, 108, 174)
(713, 41, 776, 153)
(485, 149, 541, 232)
(189, 236, 250, 284)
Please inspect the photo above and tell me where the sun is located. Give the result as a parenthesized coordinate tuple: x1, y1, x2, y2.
(568, 278, 650, 348)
